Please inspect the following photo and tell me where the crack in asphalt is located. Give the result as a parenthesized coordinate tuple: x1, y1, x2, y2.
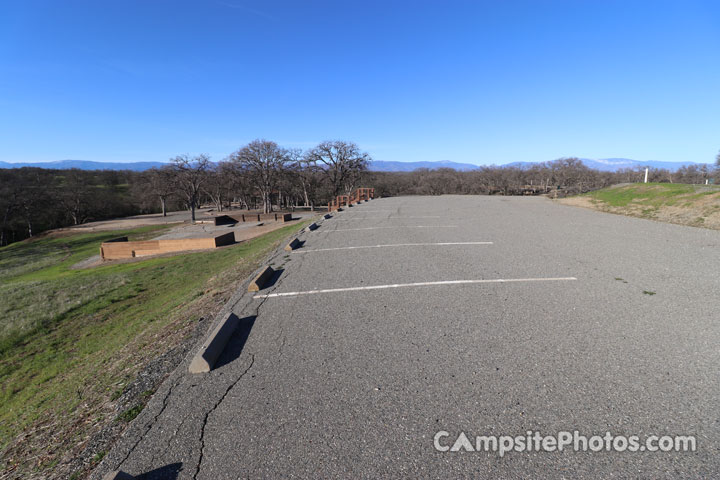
(266, 240, 312, 357)
(192, 354, 255, 480)
(277, 327, 288, 357)
(96, 221, 320, 478)
(265, 257, 305, 358)
(150, 405, 190, 468)
(151, 220, 319, 477)
(116, 374, 183, 470)
(193, 223, 313, 478)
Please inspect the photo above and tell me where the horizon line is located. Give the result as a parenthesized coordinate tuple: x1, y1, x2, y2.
(0, 158, 713, 166)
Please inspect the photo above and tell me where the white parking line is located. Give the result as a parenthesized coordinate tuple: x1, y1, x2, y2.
(293, 242, 493, 253)
(328, 226, 457, 232)
(348, 215, 442, 219)
(253, 277, 578, 299)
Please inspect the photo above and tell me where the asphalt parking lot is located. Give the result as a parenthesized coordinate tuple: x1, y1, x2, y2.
(95, 195, 720, 479)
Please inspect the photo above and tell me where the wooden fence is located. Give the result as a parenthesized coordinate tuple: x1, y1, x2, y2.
(328, 187, 375, 212)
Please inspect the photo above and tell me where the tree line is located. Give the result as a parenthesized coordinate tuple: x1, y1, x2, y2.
(0, 140, 369, 246)
(145, 139, 370, 222)
(1, 143, 718, 247)
(0, 168, 140, 246)
(366, 157, 720, 198)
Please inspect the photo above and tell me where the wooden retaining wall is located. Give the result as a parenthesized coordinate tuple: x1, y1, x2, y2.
(100, 232, 235, 260)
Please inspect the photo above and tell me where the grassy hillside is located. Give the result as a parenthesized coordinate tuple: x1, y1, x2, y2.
(0, 221, 307, 478)
(561, 183, 720, 228)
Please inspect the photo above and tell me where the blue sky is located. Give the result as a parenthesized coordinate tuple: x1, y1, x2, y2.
(1, 0, 718, 165)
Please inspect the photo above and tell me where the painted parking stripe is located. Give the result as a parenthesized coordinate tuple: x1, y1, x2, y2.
(347, 215, 442, 218)
(253, 277, 578, 299)
(328, 225, 457, 232)
(344, 209, 396, 212)
(293, 242, 493, 253)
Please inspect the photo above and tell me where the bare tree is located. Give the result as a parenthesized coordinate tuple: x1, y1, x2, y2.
(228, 140, 289, 214)
(0, 167, 145, 246)
(674, 164, 708, 184)
(202, 161, 237, 212)
(0, 174, 19, 246)
(143, 166, 176, 216)
(305, 141, 370, 196)
(57, 169, 92, 225)
(17, 182, 44, 237)
(286, 148, 322, 208)
(170, 154, 211, 223)
(223, 161, 253, 209)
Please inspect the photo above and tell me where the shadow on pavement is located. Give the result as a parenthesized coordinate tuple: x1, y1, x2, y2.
(138, 462, 183, 480)
(262, 268, 285, 289)
(214, 316, 257, 369)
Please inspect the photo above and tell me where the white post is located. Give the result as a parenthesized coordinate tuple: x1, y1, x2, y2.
(644, 167, 649, 183)
(706, 179, 709, 185)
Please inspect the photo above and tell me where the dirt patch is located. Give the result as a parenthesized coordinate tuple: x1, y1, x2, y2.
(69, 254, 102, 270)
(62, 210, 205, 233)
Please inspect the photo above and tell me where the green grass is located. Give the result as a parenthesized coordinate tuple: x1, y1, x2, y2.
(584, 183, 720, 208)
(0, 225, 173, 351)
(116, 405, 144, 423)
(0, 220, 308, 474)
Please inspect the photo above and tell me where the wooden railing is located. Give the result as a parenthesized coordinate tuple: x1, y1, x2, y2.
(328, 187, 375, 212)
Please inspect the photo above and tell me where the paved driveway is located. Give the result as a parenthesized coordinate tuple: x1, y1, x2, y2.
(95, 195, 720, 479)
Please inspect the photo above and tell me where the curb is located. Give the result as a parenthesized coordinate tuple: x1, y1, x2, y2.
(92, 221, 312, 478)
(284, 238, 301, 251)
(189, 313, 241, 374)
(248, 266, 275, 292)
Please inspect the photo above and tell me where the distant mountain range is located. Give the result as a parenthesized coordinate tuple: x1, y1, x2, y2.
(0, 157, 711, 173)
(504, 158, 711, 172)
(368, 160, 480, 172)
(0, 160, 167, 171)
(370, 158, 711, 173)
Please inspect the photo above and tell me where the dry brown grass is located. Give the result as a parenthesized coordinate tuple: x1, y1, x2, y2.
(558, 184, 720, 229)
